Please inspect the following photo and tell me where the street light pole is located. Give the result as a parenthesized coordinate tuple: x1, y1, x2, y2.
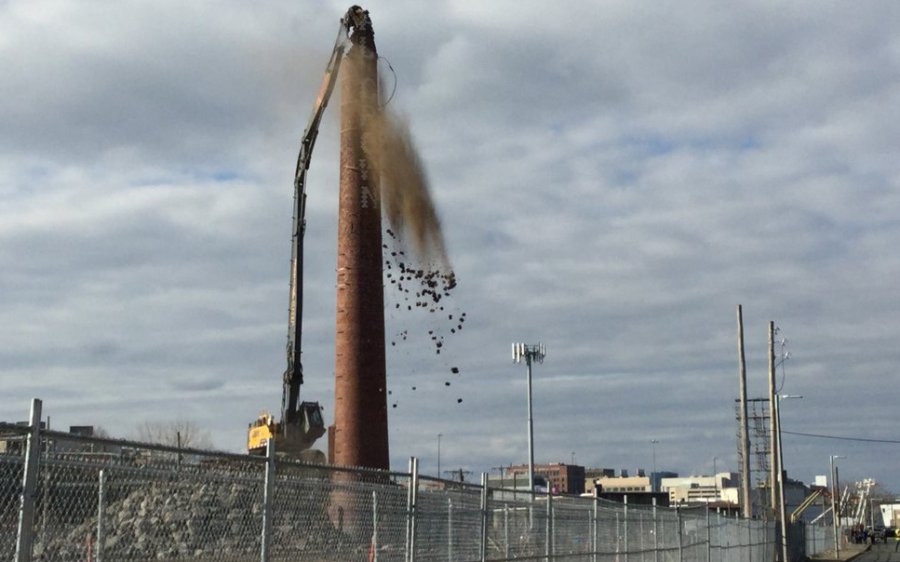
(512, 343, 546, 498)
(650, 439, 659, 492)
(831, 455, 846, 558)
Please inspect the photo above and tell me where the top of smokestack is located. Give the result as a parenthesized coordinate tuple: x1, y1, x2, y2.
(343, 6, 374, 48)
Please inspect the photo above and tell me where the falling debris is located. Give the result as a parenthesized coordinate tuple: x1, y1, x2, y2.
(366, 50, 471, 414)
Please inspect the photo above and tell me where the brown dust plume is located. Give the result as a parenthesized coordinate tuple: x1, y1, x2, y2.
(358, 81, 449, 269)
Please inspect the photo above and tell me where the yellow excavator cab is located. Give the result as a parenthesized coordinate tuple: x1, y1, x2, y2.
(247, 412, 276, 454)
(247, 402, 326, 456)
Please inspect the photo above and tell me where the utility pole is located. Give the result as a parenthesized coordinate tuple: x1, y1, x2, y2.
(768, 321, 779, 521)
(736, 305, 752, 518)
(775, 394, 800, 562)
(775, 398, 785, 558)
(831, 455, 846, 558)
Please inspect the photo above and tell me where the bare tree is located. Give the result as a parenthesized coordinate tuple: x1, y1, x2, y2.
(135, 419, 213, 450)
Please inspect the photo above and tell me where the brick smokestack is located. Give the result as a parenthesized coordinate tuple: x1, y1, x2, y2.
(332, 6, 389, 470)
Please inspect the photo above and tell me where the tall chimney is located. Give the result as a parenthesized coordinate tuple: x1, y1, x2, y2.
(332, 6, 390, 470)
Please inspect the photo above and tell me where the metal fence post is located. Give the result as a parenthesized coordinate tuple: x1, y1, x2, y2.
(39, 440, 51, 541)
(504, 503, 510, 560)
(545, 494, 553, 561)
(591, 500, 598, 562)
(15, 398, 42, 562)
(447, 498, 454, 562)
(406, 457, 419, 562)
(96, 469, 107, 562)
(809, 522, 814, 557)
(480, 472, 489, 562)
(706, 505, 711, 562)
(624, 495, 629, 562)
(372, 491, 379, 562)
(260, 439, 275, 562)
(653, 498, 659, 562)
(676, 507, 684, 562)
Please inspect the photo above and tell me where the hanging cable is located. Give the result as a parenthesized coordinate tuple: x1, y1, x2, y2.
(378, 55, 398, 107)
(782, 430, 900, 444)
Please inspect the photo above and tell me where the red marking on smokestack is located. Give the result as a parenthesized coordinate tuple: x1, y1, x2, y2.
(333, 7, 389, 470)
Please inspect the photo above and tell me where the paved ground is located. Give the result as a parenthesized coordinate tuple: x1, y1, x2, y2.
(810, 543, 870, 562)
(853, 543, 900, 562)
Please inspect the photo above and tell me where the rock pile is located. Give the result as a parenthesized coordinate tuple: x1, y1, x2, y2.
(34, 478, 264, 560)
(36, 474, 379, 562)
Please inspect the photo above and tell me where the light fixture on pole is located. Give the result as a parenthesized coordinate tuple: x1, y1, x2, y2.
(512, 342, 546, 497)
(830, 454, 846, 558)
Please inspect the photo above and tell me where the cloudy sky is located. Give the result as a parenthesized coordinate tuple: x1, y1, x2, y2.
(2, 1, 899, 492)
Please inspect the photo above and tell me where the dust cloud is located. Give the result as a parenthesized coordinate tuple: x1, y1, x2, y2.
(360, 84, 450, 270)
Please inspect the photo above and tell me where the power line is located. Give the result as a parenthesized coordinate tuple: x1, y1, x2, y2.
(782, 430, 900, 444)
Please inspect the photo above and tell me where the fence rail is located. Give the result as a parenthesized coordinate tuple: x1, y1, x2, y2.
(2, 400, 834, 562)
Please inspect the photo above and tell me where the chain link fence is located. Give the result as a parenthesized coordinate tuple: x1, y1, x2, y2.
(804, 522, 836, 559)
(3, 400, 816, 562)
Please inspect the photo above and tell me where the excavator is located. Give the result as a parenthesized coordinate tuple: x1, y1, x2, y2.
(247, 6, 371, 460)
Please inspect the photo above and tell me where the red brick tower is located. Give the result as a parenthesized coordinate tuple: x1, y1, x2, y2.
(332, 6, 389, 470)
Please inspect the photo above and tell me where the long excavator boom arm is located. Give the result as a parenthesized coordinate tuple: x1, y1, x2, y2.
(250, 6, 370, 458)
(282, 20, 349, 428)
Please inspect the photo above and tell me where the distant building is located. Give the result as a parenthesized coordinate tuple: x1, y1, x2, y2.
(582, 468, 670, 506)
(651, 471, 679, 493)
(591, 490, 671, 507)
(880, 503, 900, 527)
(591, 474, 652, 494)
(757, 477, 818, 522)
(584, 467, 615, 481)
(502, 463, 585, 495)
(0, 420, 46, 454)
(585, 468, 677, 494)
(661, 472, 739, 506)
